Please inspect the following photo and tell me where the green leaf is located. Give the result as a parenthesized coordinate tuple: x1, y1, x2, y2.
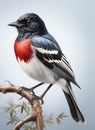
(6, 121, 12, 125)
(2, 100, 67, 129)
(17, 101, 30, 114)
(44, 113, 54, 127)
(6, 115, 18, 125)
(56, 112, 67, 125)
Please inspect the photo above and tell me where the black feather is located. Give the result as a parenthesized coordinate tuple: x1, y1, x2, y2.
(63, 82, 85, 122)
(36, 50, 54, 69)
(64, 91, 79, 122)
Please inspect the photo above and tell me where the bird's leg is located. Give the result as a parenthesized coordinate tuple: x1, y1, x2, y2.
(19, 83, 53, 105)
(39, 84, 53, 104)
(20, 82, 44, 93)
(31, 82, 44, 90)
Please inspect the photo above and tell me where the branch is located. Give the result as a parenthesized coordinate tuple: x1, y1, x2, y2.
(0, 81, 43, 130)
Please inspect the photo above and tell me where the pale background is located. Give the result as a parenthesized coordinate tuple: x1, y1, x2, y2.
(0, 0, 95, 130)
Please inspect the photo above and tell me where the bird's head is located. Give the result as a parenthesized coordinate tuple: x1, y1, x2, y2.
(8, 13, 48, 35)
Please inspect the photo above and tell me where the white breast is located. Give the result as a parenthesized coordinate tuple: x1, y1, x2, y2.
(18, 55, 56, 84)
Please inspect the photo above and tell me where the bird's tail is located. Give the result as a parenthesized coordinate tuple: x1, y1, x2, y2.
(59, 80, 85, 122)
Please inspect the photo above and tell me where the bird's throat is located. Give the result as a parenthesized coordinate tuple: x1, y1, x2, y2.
(14, 38, 33, 63)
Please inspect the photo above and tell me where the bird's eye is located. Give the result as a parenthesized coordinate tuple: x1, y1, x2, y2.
(18, 19, 26, 24)
(27, 19, 31, 24)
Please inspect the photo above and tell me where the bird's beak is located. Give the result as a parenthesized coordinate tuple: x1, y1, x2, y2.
(8, 21, 20, 28)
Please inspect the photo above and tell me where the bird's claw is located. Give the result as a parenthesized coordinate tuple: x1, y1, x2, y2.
(39, 96, 44, 105)
(19, 86, 35, 94)
(18, 86, 44, 105)
(32, 95, 44, 105)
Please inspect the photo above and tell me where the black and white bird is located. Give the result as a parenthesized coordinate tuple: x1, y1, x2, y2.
(8, 13, 85, 123)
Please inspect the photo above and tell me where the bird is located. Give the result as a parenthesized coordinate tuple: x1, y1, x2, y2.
(8, 13, 85, 123)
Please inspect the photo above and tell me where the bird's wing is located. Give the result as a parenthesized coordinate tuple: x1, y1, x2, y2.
(32, 35, 80, 88)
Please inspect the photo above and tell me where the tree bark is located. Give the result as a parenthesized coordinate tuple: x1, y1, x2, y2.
(0, 81, 43, 130)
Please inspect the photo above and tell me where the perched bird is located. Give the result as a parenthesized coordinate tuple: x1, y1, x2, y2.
(8, 13, 85, 122)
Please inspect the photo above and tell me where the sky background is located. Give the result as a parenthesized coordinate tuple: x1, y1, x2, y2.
(0, 0, 95, 130)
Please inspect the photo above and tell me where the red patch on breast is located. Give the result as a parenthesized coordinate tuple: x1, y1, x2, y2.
(14, 38, 33, 63)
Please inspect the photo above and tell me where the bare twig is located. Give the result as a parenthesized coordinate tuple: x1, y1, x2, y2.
(0, 81, 43, 130)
